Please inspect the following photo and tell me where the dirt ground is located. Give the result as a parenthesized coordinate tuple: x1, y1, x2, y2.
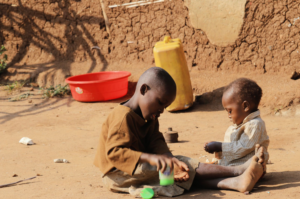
(1, 69, 300, 199)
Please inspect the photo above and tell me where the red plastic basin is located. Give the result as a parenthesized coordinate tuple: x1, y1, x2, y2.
(65, 71, 131, 102)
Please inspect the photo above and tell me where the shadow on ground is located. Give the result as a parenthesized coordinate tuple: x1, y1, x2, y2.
(0, 81, 137, 125)
(170, 86, 225, 114)
(256, 171, 300, 192)
(0, 96, 74, 125)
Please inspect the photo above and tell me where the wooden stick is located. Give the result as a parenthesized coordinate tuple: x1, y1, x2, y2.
(109, 0, 164, 8)
(109, 1, 147, 8)
(127, 0, 164, 8)
(0, 176, 36, 188)
(99, 0, 110, 36)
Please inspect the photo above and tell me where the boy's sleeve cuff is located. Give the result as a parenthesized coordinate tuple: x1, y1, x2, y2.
(221, 142, 232, 157)
(123, 151, 143, 175)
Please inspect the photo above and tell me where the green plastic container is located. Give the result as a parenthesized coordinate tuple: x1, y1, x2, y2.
(159, 166, 174, 186)
(141, 188, 154, 199)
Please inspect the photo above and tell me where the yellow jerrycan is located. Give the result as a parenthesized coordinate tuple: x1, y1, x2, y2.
(153, 36, 193, 112)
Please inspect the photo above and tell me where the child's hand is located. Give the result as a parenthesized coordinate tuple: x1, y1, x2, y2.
(204, 142, 210, 152)
(172, 158, 190, 182)
(204, 141, 222, 154)
(204, 141, 214, 153)
(139, 153, 174, 173)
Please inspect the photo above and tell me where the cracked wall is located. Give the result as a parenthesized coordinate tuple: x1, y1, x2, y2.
(1, 0, 300, 76)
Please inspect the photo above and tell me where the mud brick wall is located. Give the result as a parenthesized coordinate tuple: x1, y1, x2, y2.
(1, 0, 300, 74)
(0, 0, 109, 67)
(107, 0, 300, 74)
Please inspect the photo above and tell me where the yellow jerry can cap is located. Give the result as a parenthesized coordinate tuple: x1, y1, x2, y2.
(154, 36, 182, 50)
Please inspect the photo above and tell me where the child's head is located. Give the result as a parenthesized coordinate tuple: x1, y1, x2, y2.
(134, 67, 176, 121)
(222, 78, 262, 125)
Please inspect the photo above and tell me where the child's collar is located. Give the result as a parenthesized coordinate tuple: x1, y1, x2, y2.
(233, 110, 261, 128)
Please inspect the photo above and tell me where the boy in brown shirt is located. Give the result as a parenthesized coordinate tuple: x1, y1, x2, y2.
(94, 67, 267, 197)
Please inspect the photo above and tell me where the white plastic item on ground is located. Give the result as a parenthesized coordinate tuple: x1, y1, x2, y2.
(211, 158, 219, 164)
(54, 159, 69, 163)
(267, 159, 272, 164)
(19, 137, 35, 145)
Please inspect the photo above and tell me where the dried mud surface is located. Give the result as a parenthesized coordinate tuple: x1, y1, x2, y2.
(1, 0, 300, 79)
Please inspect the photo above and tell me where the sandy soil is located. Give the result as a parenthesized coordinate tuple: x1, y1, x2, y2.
(1, 71, 300, 199)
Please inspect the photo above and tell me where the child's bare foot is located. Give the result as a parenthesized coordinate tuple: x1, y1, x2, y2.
(255, 144, 264, 165)
(232, 149, 265, 194)
(235, 144, 265, 175)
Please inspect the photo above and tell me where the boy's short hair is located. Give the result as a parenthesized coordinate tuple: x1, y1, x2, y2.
(137, 67, 176, 95)
(223, 78, 262, 108)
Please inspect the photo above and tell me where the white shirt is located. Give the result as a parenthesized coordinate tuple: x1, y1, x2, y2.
(218, 110, 270, 166)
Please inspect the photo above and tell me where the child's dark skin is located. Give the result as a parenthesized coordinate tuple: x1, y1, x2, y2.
(124, 80, 190, 181)
(204, 87, 257, 154)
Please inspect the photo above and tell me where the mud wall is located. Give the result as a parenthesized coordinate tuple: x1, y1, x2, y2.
(0, 0, 109, 73)
(1, 0, 300, 76)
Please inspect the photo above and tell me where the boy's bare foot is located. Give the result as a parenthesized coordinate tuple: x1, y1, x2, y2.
(231, 147, 265, 194)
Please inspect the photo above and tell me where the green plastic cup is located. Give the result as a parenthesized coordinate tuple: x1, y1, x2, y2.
(159, 166, 174, 186)
(140, 188, 154, 199)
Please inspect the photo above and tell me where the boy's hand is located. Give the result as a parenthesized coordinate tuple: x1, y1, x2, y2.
(139, 153, 174, 173)
(204, 141, 222, 154)
(172, 158, 190, 182)
(139, 154, 190, 182)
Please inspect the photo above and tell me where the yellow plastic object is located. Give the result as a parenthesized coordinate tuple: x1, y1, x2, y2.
(153, 36, 193, 112)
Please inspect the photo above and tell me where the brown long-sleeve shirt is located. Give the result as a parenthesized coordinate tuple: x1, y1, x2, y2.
(94, 105, 170, 175)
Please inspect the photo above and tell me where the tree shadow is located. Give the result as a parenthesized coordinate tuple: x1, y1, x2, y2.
(0, 96, 74, 125)
(0, 0, 108, 85)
